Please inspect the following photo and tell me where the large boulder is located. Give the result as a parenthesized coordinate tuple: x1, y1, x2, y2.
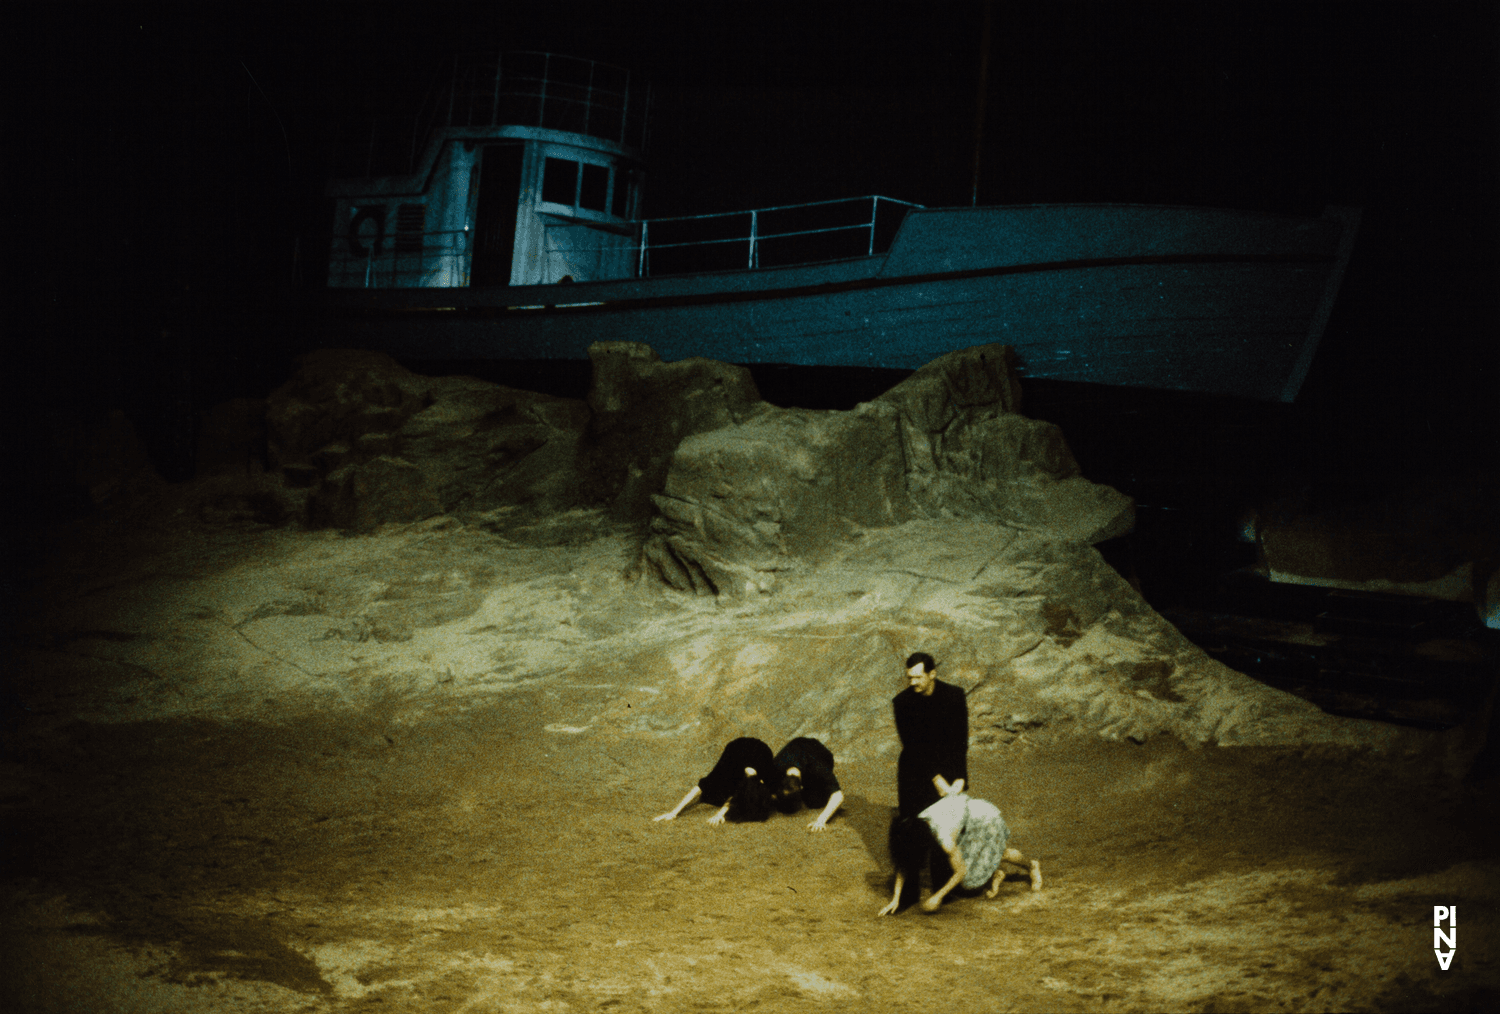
(1254, 468, 1500, 624)
(578, 342, 765, 522)
(266, 350, 590, 532)
(637, 406, 916, 596)
(638, 343, 1135, 597)
(876, 344, 1133, 540)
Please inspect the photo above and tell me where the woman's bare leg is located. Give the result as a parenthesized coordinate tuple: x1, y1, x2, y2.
(996, 847, 1043, 892)
(987, 848, 1043, 896)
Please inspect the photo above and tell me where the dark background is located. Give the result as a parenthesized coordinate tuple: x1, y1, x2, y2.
(8, 1, 1497, 487)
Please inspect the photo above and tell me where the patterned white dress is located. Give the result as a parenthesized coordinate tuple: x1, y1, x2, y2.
(918, 793, 1010, 890)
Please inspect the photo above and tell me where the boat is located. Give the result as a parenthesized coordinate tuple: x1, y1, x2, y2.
(320, 50, 1361, 403)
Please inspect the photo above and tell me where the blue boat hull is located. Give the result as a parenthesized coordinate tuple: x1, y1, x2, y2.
(322, 203, 1361, 403)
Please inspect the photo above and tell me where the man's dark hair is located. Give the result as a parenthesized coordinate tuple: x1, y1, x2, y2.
(905, 651, 938, 671)
(726, 773, 774, 822)
(772, 770, 804, 815)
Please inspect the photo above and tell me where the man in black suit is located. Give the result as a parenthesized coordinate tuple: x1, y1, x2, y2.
(891, 651, 970, 903)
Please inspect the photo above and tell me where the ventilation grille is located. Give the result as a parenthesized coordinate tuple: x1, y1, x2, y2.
(395, 203, 426, 253)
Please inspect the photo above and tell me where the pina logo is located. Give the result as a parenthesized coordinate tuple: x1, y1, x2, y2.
(1434, 906, 1457, 970)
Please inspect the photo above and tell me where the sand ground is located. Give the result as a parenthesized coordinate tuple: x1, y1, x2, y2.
(3, 488, 1497, 1012)
(3, 692, 1497, 1013)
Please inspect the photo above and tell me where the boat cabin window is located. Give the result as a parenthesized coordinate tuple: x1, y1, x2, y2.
(541, 154, 629, 219)
(612, 169, 636, 219)
(542, 157, 579, 206)
(580, 163, 609, 212)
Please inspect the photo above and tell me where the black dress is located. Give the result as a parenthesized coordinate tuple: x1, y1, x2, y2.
(772, 737, 841, 809)
(697, 737, 776, 807)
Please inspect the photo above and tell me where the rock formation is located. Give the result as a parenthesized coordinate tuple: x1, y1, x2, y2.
(264, 349, 589, 532)
(259, 343, 1131, 554)
(1253, 468, 1500, 627)
(578, 342, 764, 522)
(638, 343, 1135, 596)
(261, 344, 770, 534)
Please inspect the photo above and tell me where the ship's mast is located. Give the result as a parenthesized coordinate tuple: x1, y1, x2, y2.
(970, 0, 995, 206)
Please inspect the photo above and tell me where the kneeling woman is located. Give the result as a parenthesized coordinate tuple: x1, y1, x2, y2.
(877, 777, 1042, 915)
(770, 737, 845, 832)
(654, 737, 775, 825)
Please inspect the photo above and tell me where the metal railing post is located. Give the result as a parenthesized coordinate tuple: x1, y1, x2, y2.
(749, 209, 757, 269)
(638, 220, 648, 277)
(583, 59, 594, 137)
(448, 57, 456, 129)
(868, 196, 878, 256)
(538, 53, 549, 127)
(490, 51, 503, 126)
(620, 71, 630, 146)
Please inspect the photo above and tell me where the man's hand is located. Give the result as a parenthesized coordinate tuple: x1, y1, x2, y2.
(707, 811, 727, 826)
(933, 775, 964, 797)
(807, 820, 827, 832)
(652, 812, 677, 822)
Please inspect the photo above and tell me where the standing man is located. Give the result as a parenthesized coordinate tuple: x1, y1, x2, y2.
(891, 651, 970, 903)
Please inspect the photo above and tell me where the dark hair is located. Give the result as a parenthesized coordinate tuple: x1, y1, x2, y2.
(905, 652, 937, 672)
(888, 814, 934, 881)
(772, 770, 805, 815)
(726, 773, 774, 823)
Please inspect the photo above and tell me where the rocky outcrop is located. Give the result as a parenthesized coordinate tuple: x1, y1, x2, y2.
(266, 350, 589, 532)
(877, 343, 1133, 541)
(578, 342, 765, 522)
(1254, 468, 1500, 623)
(264, 343, 1131, 552)
(638, 343, 1135, 597)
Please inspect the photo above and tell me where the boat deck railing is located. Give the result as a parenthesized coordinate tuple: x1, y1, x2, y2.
(446, 51, 648, 151)
(325, 194, 924, 288)
(333, 50, 649, 179)
(636, 195, 923, 277)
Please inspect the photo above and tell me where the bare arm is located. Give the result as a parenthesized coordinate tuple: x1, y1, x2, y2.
(807, 790, 844, 832)
(877, 869, 905, 916)
(654, 785, 701, 821)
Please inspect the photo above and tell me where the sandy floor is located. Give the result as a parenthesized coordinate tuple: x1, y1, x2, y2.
(3, 486, 1497, 1012)
(3, 694, 1497, 1013)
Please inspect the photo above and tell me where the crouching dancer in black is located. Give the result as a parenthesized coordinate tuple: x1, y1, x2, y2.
(770, 737, 845, 832)
(654, 737, 775, 825)
(877, 777, 1042, 915)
